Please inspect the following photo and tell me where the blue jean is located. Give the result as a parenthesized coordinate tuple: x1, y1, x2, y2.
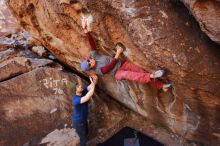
(73, 121, 88, 146)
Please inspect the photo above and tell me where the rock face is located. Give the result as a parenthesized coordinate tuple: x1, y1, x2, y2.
(39, 128, 80, 146)
(0, 0, 18, 36)
(6, 0, 220, 145)
(0, 47, 74, 146)
(181, 0, 220, 45)
(0, 46, 190, 146)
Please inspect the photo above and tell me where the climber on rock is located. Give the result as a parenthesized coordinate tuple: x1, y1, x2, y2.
(80, 20, 171, 91)
(71, 74, 98, 146)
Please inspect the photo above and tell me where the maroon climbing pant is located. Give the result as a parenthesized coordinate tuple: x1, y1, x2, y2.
(114, 61, 164, 89)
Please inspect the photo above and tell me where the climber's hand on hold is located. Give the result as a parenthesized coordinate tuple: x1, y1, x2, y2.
(91, 74, 98, 84)
(116, 46, 124, 54)
(114, 46, 124, 59)
(82, 16, 89, 33)
(83, 28, 88, 33)
(82, 17, 87, 29)
(89, 76, 94, 85)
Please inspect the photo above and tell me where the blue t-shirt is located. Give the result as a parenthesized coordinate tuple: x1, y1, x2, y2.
(72, 87, 89, 123)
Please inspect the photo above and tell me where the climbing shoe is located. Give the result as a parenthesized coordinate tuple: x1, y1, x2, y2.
(162, 83, 172, 92)
(151, 69, 165, 79)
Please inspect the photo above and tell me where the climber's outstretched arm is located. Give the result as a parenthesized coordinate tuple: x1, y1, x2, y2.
(85, 31, 97, 51)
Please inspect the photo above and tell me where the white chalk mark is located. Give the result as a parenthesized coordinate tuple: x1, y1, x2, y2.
(58, 88, 64, 94)
(41, 78, 68, 95)
(53, 80, 60, 87)
(123, 47, 131, 57)
(184, 104, 192, 111)
(49, 78, 53, 88)
(62, 78, 68, 85)
(42, 79, 49, 88)
(50, 108, 58, 114)
(159, 10, 168, 19)
(53, 88, 64, 95)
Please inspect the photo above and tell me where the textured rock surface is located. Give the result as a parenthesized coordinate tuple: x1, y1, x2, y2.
(6, 0, 220, 145)
(0, 31, 38, 51)
(181, 0, 220, 45)
(0, 0, 18, 36)
(0, 46, 97, 145)
(0, 50, 74, 145)
(0, 47, 190, 146)
(39, 128, 80, 146)
(0, 48, 190, 146)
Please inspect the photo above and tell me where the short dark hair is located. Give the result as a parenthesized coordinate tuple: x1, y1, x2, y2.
(115, 42, 126, 50)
